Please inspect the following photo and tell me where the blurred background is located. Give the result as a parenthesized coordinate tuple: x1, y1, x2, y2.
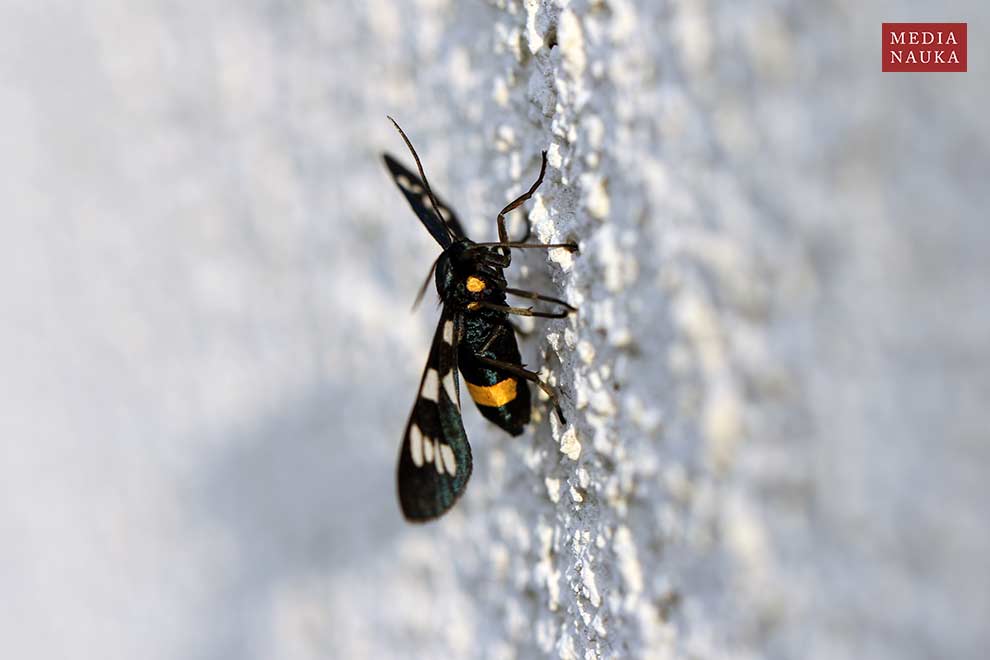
(1, 1, 987, 658)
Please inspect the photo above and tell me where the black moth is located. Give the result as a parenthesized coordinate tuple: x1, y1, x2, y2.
(383, 117, 577, 522)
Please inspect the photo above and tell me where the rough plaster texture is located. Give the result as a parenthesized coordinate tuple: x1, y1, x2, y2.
(1, 1, 987, 659)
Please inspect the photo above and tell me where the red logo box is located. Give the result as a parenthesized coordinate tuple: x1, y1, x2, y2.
(883, 23, 967, 72)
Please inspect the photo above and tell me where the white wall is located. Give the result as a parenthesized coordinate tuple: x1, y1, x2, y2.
(1, 1, 987, 658)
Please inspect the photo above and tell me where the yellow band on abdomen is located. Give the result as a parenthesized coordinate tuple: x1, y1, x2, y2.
(466, 378, 517, 407)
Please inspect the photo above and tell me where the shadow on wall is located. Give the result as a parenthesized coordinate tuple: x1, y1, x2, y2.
(188, 381, 402, 651)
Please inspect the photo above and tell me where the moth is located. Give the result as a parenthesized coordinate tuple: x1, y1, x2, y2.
(383, 117, 577, 521)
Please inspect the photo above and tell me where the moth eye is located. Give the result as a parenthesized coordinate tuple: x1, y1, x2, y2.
(466, 276, 486, 293)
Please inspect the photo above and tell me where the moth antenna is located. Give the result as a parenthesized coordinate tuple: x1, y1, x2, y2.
(387, 116, 457, 241)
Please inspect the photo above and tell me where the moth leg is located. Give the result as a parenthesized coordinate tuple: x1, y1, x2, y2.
(476, 356, 566, 424)
(471, 301, 570, 319)
(496, 151, 547, 254)
(476, 315, 530, 339)
(467, 240, 579, 253)
(478, 323, 507, 354)
(481, 255, 511, 269)
(478, 321, 533, 351)
(504, 287, 576, 312)
(410, 253, 444, 311)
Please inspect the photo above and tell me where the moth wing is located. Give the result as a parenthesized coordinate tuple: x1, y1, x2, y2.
(382, 153, 467, 246)
(397, 310, 472, 521)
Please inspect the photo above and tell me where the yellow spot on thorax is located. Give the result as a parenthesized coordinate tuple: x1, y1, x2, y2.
(466, 276, 486, 293)
(466, 378, 517, 407)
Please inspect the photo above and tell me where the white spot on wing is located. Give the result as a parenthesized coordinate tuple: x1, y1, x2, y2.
(442, 320, 454, 345)
(395, 174, 423, 194)
(421, 369, 439, 402)
(410, 424, 424, 467)
(434, 439, 444, 474)
(423, 435, 434, 463)
(440, 444, 457, 476)
(442, 370, 458, 407)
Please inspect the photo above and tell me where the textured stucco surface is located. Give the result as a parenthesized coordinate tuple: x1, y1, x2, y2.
(1, 1, 988, 659)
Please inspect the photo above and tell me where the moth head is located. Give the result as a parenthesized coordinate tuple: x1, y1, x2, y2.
(435, 240, 505, 300)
